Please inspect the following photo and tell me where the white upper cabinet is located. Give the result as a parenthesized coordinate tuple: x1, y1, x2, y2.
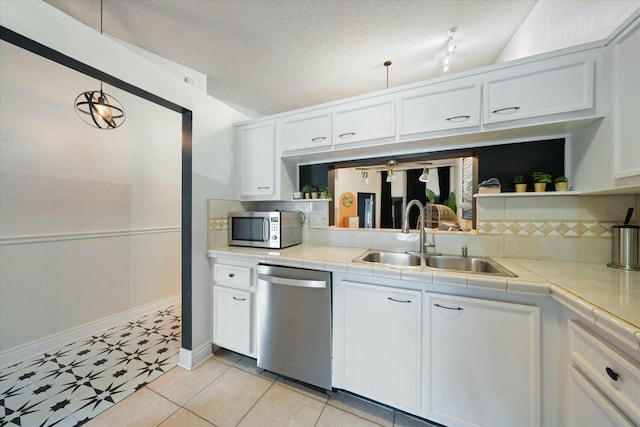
(483, 50, 597, 126)
(238, 121, 275, 198)
(398, 77, 481, 137)
(237, 120, 295, 200)
(280, 109, 331, 152)
(332, 95, 395, 145)
(610, 14, 640, 179)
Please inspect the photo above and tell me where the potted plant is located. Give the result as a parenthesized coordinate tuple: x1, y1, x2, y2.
(301, 184, 314, 199)
(554, 176, 569, 192)
(319, 185, 331, 200)
(532, 172, 552, 192)
(512, 174, 527, 193)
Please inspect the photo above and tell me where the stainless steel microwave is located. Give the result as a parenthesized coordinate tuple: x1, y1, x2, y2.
(228, 211, 303, 249)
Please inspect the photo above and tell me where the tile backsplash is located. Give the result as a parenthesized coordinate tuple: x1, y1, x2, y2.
(208, 194, 639, 264)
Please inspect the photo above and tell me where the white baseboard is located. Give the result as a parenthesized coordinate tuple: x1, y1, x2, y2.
(0, 294, 181, 369)
(177, 341, 213, 371)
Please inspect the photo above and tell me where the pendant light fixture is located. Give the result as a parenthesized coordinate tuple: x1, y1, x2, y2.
(74, 0, 125, 129)
(384, 60, 392, 89)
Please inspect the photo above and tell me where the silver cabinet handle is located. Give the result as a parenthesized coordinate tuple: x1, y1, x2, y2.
(311, 137, 327, 143)
(257, 186, 271, 190)
(258, 273, 327, 288)
(445, 115, 471, 122)
(387, 297, 412, 303)
(434, 303, 463, 310)
(491, 106, 521, 115)
(338, 132, 356, 139)
(232, 296, 246, 301)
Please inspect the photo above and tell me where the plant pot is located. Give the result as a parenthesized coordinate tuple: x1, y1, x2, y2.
(304, 193, 311, 199)
(514, 183, 527, 193)
(555, 182, 569, 192)
(311, 192, 319, 199)
(293, 191, 303, 199)
(533, 182, 547, 192)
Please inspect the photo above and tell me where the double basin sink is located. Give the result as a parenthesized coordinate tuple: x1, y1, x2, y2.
(354, 250, 517, 277)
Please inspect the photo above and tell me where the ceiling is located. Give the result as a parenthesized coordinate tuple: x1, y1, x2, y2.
(44, 0, 632, 115)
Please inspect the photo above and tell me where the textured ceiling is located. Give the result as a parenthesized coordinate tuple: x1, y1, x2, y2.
(42, 0, 617, 116)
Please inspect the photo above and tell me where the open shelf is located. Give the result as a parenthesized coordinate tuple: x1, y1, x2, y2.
(474, 191, 580, 198)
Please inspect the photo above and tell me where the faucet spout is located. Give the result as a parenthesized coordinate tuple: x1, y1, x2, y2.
(402, 199, 426, 254)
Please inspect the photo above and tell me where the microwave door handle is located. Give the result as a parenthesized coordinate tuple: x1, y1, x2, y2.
(263, 217, 269, 243)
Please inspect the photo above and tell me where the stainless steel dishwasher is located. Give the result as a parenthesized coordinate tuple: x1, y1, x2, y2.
(256, 264, 332, 390)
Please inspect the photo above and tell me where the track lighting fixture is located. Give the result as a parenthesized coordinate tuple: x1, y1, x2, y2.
(419, 166, 430, 183)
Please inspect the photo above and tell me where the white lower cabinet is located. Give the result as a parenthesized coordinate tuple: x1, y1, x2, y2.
(566, 320, 640, 425)
(212, 286, 252, 355)
(566, 366, 635, 427)
(333, 280, 422, 414)
(425, 293, 540, 427)
(333, 278, 541, 425)
(211, 260, 255, 357)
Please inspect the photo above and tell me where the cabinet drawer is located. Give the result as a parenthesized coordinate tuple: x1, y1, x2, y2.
(213, 264, 252, 290)
(566, 365, 635, 427)
(568, 320, 640, 422)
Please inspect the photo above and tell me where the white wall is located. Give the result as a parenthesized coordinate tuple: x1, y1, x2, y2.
(0, 0, 248, 360)
(0, 38, 182, 352)
(497, 0, 640, 63)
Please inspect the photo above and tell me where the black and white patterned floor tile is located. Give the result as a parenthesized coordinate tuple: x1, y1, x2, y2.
(0, 304, 181, 427)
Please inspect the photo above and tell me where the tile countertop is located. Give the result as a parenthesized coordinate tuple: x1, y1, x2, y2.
(208, 245, 640, 352)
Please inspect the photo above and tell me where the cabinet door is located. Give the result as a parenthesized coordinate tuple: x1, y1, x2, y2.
(484, 53, 594, 125)
(332, 96, 395, 145)
(426, 294, 540, 427)
(213, 286, 252, 356)
(611, 15, 640, 178)
(238, 121, 275, 197)
(398, 78, 481, 136)
(566, 366, 635, 427)
(334, 280, 422, 414)
(281, 110, 331, 152)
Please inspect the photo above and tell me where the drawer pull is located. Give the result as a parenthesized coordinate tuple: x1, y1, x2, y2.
(445, 115, 471, 122)
(228, 273, 235, 278)
(338, 132, 356, 139)
(491, 106, 521, 115)
(434, 303, 463, 311)
(232, 296, 246, 301)
(387, 297, 412, 304)
(311, 136, 327, 143)
(257, 186, 271, 190)
(605, 367, 619, 381)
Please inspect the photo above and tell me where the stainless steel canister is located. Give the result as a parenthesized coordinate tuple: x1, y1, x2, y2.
(607, 224, 640, 271)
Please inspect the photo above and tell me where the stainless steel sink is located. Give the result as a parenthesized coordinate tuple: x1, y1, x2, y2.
(423, 255, 516, 277)
(359, 251, 422, 268)
(354, 251, 517, 277)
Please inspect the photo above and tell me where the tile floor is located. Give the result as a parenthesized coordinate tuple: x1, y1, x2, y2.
(86, 348, 440, 427)
(1, 302, 439, 427)
(0, 304, 181, 426)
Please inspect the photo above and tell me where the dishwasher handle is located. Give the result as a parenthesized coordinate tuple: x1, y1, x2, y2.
(258, 273, 327, 288)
